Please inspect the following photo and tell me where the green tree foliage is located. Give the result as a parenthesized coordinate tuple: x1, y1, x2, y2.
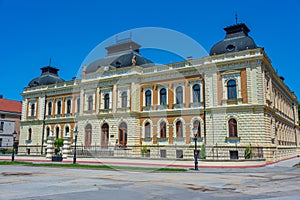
(54, 138, 64, 155)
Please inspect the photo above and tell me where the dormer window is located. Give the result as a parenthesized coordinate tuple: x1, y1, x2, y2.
(116, 61, 121, 68)
(226, 44, 235, 52)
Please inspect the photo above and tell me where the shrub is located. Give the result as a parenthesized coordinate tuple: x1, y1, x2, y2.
(1, 148, 6, 154)
(54, 138, 64, 155)
(244, 144, 253, 159)
(199, 144, 206, 159)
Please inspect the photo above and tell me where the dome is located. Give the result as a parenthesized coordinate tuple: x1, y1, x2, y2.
(210, 23, 257, 56)
(28, 66, 65, 87)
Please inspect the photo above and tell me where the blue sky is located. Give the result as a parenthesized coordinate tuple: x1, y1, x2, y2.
(1, 0, 299, 101)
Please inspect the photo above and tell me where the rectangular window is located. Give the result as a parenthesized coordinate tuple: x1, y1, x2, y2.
(1, 114, 5, 119)
(160, 149, 166, 158)
(77, 98, 80, 113)
(0, 122, 4, 130)
(230, 150, 239, 160)
(176, 150, 183, 158)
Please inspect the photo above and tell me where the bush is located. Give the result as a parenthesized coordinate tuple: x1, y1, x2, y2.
(200, 144, 206, 159)
(7, 149, 14, 154)
(1, 148, 7, 154)
(244, 145, 253, 159)
(54, 138, 64, 155)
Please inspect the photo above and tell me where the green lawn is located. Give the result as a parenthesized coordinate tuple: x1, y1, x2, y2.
(0, 161, 187, 172)
(293, 162, 300, 168)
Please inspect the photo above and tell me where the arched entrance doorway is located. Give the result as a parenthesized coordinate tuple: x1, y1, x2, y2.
(85, 124, 92, 147)
(101, 123, 109, 147)
(119, 122, 127, 148)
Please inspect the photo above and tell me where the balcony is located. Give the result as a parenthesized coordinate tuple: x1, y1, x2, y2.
(173, 137, 185, 143)
(55, 114, 62, 118)
(173, 104, 184, 109)
(27, 116, 36, 120)
(64, 113, 72, 118)
(46, 115, 52, 119)
(189, 102, 202, 108)
(157, 104, 168, 110)
(25, 140, 32, 145)
(99, 109, 112, 114)
(142, 137, 152, 143)
(142, 106, 153, 111)
(190, 137, 203, 143)
(225, 136, 240, 143)
(157, 137, 168, 143)
(116, 107, 131, 113)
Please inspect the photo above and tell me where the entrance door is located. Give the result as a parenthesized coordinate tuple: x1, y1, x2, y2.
(119, 122, 127, 148)
(101, 123, 109, 147)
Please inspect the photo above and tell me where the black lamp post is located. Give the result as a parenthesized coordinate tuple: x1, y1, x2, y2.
(73, 128, 78, 164)
(11, 131, 17, 162)
(192, 127, 199, 170)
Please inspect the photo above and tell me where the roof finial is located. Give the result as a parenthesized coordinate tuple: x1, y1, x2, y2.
(235, 13, 238, 24)
(49, 57, 52, 66)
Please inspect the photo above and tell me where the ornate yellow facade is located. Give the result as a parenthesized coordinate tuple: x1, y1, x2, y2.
(19, 23, 300, 162)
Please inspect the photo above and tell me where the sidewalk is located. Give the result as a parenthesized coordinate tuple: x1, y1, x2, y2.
(0, 155, 299, 169)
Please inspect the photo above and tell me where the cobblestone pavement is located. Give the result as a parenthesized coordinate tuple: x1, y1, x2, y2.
(1, 158, 300, 200)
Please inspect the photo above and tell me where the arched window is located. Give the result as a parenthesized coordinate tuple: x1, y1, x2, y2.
(66, 100, 71, 114)
(228, 118, 238, 137)
(55, 126, 60, 139)
(85, 124, 92, 146)
(193, 120, 201, 138)
(104, 94, 110, 109)
(57, 101, 61, 115)
(145, 90, 151, 107)
(77, 98, 80, 113)
(176, 86, 183, 104)
(145, 122, 151, 138)
(192, 84, 201, 103)
(65, 126, 70, 136)
(227, 80, 237, 99)
(101, 123, 109, 147)
(48, 102, 52, 115)
(160, 88, 167, 105)
(121, 92, 127, 108)
(28, 128, 32, 140)
(30, 103, 35, 116)
(176, 120, 183, 138)
(160, 121, 167, 138)
(119, 122, 127, 148)
(88, 96, 93, 111)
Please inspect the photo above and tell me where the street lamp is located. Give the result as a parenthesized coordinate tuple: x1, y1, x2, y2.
(73, 127, 78, 164)
(11, 131, 17, 162)
(192, 127, 199, 170)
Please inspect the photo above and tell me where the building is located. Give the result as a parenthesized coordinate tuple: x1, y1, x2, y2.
(0, 95, 22, 151)
(19, 23, 300, 162)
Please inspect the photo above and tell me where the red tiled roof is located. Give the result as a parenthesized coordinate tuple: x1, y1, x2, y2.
(0, 99, 22, 113)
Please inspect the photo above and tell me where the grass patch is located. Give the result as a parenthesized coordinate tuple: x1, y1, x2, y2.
(0, 161, 187, 172)
(293, 162, 300, 168)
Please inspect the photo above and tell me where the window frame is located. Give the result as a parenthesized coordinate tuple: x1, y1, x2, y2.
(227, 79, 237, 100)
(228, 118, 238, 137)
(175, 86, 183, 104)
